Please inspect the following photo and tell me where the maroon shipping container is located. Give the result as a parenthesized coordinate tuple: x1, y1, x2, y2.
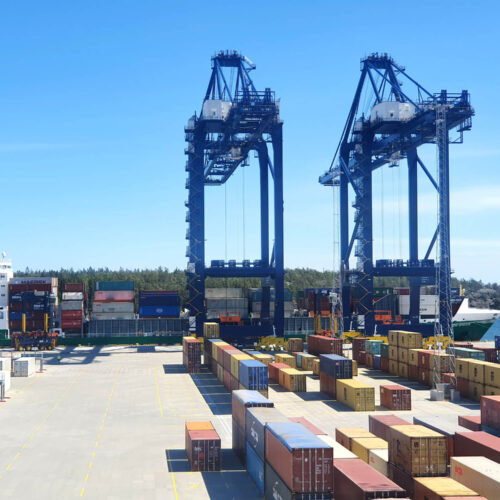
(183, 338, 201, 373)
(217, 345, 235, 365)
(408, 364, 419, 381)
(369, 415, 410, 442)
(441, 372, 456, 385)
(334, 458, 406, 499)
(223, 369, 231, 390)
(231, 390, 273, 429)
(458, 415, 481, 431)
(307, 335, 343, 356)
(366, 353, 373, 368)
(319, 372, 336, 398)
(9, 319, 45, 331)
(418, 368, 431, 387)
(381, 357, 390, 373)
(62, 320, 82, 329)
(265, 424, 333, 494)
(9, 283, 52, 293)
(63, 283, 85, 292)
(457, 377, 469, 396)
(61, 310, 83, 320)
(358, 350, 366, 365)
(268, 362, 290, 383)
(352, 337, 366, 362)
(230, 374, 239, 392)
(387, 461, 415, 498)
(418, 350, 432, 370)
(480, 395, 500, 430)
(454, 342, 474, 348)
(380, 385, 411, 411)
(223, 349, 240, 372)
(186, 429, 221, 471)
(232, 418, 246, 462)
(289, 417, 326, 435)
(471, 346, 498, 363)
(454, 431, 500, 463)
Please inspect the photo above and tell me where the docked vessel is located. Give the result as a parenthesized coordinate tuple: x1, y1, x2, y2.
(0, 252, 14, 335)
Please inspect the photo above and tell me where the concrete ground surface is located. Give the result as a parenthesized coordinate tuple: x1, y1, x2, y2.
(0, 345, 481, 499)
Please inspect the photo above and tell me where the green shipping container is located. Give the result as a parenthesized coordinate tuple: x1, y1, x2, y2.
(95, 281, 135, 291)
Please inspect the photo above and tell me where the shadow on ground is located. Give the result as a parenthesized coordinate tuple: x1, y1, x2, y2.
(190, 371, 232, 415)
(163, 364, 188, 374)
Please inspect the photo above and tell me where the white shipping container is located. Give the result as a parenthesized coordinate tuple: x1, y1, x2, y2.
(205, 288, 244, 299)
(93, 302, 135, 313)
(317, 435, 357, 459)
(0, 357, 10, 371)
(10, 277, 58, 286)
(62, 292, 84, 301)
(368, 448, 388, 476)
(451, 456, 500, 500)
(399, 295, 438, 316)
(13, 357, 36, 377)
(0, 307, 8, 330)
(91, 312, 136, 320)
(251, 301, 293, 312)
(60, 300, 84, 311)
(370, 101, 416, 122)
(0, 370, 11, 391)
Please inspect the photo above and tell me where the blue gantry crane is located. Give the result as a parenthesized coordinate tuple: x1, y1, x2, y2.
(184, 51, 284, 339)
(319, 53, 473, 338)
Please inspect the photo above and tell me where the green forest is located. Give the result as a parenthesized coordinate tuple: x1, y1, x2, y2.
(15, 267, 500, 309)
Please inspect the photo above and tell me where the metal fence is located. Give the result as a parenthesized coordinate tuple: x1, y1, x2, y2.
(88, 318, 190, 337)
(283, 317, 330, 334)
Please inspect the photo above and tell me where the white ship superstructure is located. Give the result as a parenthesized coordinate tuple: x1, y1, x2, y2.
(0, 253, 13, 332)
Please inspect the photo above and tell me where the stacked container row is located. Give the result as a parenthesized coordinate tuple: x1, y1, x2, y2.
(91, 281, 135, 320)
(138, 290, 180, 318)
(60, 283, 87, 336)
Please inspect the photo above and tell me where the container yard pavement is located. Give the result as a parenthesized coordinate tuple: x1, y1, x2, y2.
(0, 345, 482, 499)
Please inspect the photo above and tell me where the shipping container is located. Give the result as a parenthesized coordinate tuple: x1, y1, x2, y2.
(352, 338, 366, 361)
(182, 337, 201, 373)
(61, 320, 83, 329)
(413, 477, 478, 500)
(481, 395, 500, 430)
(186, 429, 221, 471)
(387, 461, 415, 497)
(454, 431, 500, 463)
(458, 415, 481, 432)
(138, 305, 180, 317)
(61, 310, 83, 320)
(231, 390, 273, 429)
(308, 335, 343, 356)
(232, 418, 246, 462)
(268, 362, 290, 383)
(468, 382, 484, 401)
(246, 442, 264, 494)
(397, 331, 422, 349)
(185, 421, 214, 450)
(319, 372, 336, 398)
(279, 368, 306, 392)
(274, 353, 296, 368)
(62, 292, 84, 301)
(388, 330, 399, 345)
(238, 360, 267, 391)
(93, 290, 135, 302)
(450, 456, 500, 500)
(139, 293, 180, 307)
(63, 283, 85, 292)
(317, 434, 357, 459)
(334, 458, 406, 499)
(289, 417, 325, 436)
(336, 379, 375, 411)
(408, 348, 426, 366)
(223, 348, 241, 372)
(230, 354, 252, 379)
(319, 354, 352, 379)
(252, 353, 273, 366)
(336, 428, 375, 451)
(380, 385, 411, 411)
(203, 322, 219, 339)
(313, 358, 320, 375)
(13, 357, 35, 377)
(388, 425, 447, 476)
(95, 281, 134, 291)
(287, 338, 304, 352)
(369, 448, 389, 476)
(350, 437, 388, 463)
(296, 353, 315, 370)
(245, 407, 288, 460)
(369, 415, 410, 442)
(265, 422, 333, 494)
(92, 301, 135, 313)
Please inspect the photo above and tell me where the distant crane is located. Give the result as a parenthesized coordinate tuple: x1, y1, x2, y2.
(184, 51, 284, 338)
(319, 53, 473, 344)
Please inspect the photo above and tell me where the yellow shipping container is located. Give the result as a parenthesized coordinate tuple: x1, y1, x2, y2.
(253, 353, 273, 366)
(211, 341, 229, 364)
(468, 381, 484, 401)
(467, 360, 486, 384)
(389, 346, 399, 361)
(352, 359, 358, 376)
(398, 362, 408, 379)
(484, 362, 500, 389)
(351, 437, 388, 463)
(336, 379, 375, 411)
(484, 385, 500, 396)
(398, 347, 409, 363)
(279, 368, 307, 392)
(389, 360, 399, 375)
(336, 427, 376, 450)
(203, 322, 220, 338)
(398, 331, 422, 349)
(299, 354, 317, 371)
(408, 348, 425, 366)
(413, 477, 478, 498)
(430, 352, 453, 373)
(456, 358, 470, 379)
(275, 353, 296, 368)
(312, 358, 320, 376)
(230, 354, 252, 379)
(388, 330, 399, 346)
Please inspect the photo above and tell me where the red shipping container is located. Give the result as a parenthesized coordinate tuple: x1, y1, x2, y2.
(458, 415, 481, 432)
(289, 417, 326, 435)
(335, 458, 406, 499)
(454, 342, 474, 348)
(418, 350, 432, 370)
(471, 346, 498, 363)
(183, 338, 201, 373)
(231, 391, 273, 429)
(265, 423, 333, 494)
(9, 283, 52, 293)
(480, 395, 500, 430)
(216, 345, 235, 365)
(358, 350, 366, 365)
(223, 369, 231, 390)
(268, 362, 289, 383)
(381, 357, 390, 373)
(380, 384, 411, 411)
(232, 418, 246, 462)
(365, 353, 373, 368)
(419, 368, 431, 387)
(230, 374, 239, 392)
(63, 283, 85, 292)
(454, 431, 500, 464)
(408, 364, 419, 381)
(62, 320, 82, 329)
(222, 349, 240, 372)
(352, 337, 366, 361)
(319, 372, 336, 398)
(387, 462, 415, 498)
(93, 290, 134, 302)
(307, 335, 343, 356)
(457, 377, 469, 396)
(369, 415, 410, 442)
(441, 372, 456, 385)
(186, 429, 221, 471)
(61, 310, 83, 320)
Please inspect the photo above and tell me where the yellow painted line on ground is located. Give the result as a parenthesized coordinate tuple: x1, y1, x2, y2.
(0, 375, 39, 409)
(79, 368, 120, 497)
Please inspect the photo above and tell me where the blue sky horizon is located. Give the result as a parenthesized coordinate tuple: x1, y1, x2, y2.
(2, 1, 499, 282)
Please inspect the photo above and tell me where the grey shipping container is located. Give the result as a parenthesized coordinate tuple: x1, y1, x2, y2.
(92, 302, 135, 313)
(60, 300, 84, 311)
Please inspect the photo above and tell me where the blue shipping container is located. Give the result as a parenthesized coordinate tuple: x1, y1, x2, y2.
(95, 281, 134, 291)
(245, 407, 289, 460)
(496, 336, 500, 350)
(238, 360, 268, 391)
(365, 340, 383, 355)
(265, 422, 328, 452)
(246, 442, 264, 494)
(380, 342, 389, 359)
(138, 306, 180, 317)
(373, 354, 381, 370)
(319, 354, 352, 379)
(139, 295, 180, 307)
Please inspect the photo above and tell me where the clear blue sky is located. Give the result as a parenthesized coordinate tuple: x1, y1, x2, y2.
(2, 1, 499, 282)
